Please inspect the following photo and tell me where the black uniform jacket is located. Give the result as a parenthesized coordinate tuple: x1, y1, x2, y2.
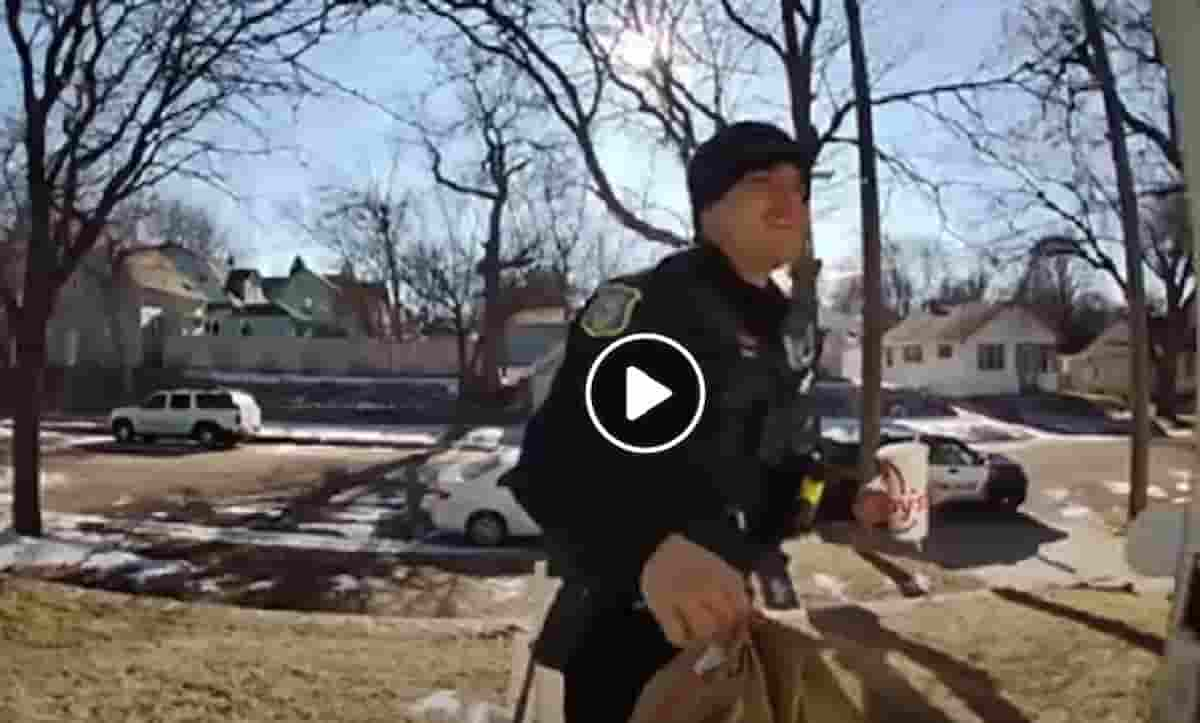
(504, 244, 805, 603)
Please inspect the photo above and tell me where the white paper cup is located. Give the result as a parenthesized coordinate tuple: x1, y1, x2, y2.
(875, 442, 931, 543)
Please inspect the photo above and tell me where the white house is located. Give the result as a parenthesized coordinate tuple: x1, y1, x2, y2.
(1060, 312, 1196, 399)
(880, 302, 1059, 397)
(819, 308, 862, 380)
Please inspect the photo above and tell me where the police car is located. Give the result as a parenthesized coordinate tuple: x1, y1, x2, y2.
(815, 421, 1028, 520)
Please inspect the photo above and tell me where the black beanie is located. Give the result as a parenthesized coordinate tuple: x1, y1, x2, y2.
(686, 121, 820, 238)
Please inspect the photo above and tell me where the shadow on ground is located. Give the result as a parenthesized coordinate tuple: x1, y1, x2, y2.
(991, 586, 1163, 655)
(809, 605, 1033, 723)
(72, 441, 216, 458)
(818, 505, 1069, 573)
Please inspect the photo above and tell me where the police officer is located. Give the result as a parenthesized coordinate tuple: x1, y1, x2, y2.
(504, 120, 823, 722)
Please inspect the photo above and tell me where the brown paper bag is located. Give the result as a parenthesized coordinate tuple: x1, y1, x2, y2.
(628, 618, 862, 723)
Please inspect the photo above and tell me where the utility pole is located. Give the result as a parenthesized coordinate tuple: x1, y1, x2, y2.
(844, 0, 883, 482)
(1080, 0, 1152, 521)
(1147, 3, 1200, 721)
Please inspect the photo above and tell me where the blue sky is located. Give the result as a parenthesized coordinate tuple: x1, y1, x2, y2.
(153, 1, 1022, 285)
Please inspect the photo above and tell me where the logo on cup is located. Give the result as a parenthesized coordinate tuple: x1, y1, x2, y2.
(880, 458, 927, 533)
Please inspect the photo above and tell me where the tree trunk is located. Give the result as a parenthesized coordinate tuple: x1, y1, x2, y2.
(103, 283, 134, 398)
(1155, 327, 1181, 423)
(479, 202, 505, 398)
(1082, 0, 1151, 521)
(12, 304, 48, 537)
(845, 0, 884, 482)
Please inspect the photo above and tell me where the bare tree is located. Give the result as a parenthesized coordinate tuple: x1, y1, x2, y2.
(511, 157, 595, 314)
(133, 194, 237, 263)
(412, 51, 543, 398)
(922, 0, 1175, 517)
(2, 0, 364, 536)
(1013, 252, 1094, 350)
(1080, 0, 1151, 520)
(288, 158, 412, 338)
(1140, 192, 1193, 420)
(400, 191, 483, 385)
(401, 0, 1029, 248)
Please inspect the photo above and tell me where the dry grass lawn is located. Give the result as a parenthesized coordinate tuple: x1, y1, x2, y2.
(0, 576, 517, 723)
(805, 586, 1169, 722)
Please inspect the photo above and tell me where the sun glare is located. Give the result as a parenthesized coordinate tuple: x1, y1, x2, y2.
(613, 28, 669, 72)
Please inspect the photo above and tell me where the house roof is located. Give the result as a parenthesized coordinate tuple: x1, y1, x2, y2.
(124, 245, 224, 303)
(225, 269, 261, 299)
(884, 302, 1053, 344)
(260, 277, 288, 298)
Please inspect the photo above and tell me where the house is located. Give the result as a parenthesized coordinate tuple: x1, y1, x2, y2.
(1061, 308, 1197, 399)
(46, 242, 226, 368)
(818, 308, 861, 380)
(880, 302, 1059, 397)
(325, 265, 400, 339)
(501, 306, 570, 384)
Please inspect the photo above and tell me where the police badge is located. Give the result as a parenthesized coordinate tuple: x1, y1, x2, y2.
(580, 283, 641, 338)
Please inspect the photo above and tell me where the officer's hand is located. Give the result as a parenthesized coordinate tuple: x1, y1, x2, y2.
(639, 533, 752, 647)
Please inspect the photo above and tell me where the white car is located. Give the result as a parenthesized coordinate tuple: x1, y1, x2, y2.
(108, 388, 262, 449)
(422, 446, 540, 546)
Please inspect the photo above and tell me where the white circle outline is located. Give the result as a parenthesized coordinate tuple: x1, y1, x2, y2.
(583, 332, 707, 455)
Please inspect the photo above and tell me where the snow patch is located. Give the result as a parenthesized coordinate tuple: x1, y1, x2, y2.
(189, 577, 224, 594)
(488, 577, 528, 601)
(1180, 482, 1193, 493)
(81, 550, 145, 574)
(1170, 468, 1193, 481)
(1149, 485, 1169, 500)
(257, 424, 440, 447)
(1175, 497, 1191, 505)
(407, 690, 510, 723)
(112, 495, 135, 507)
(812, 573, 848, 601)
(330, 486, 369, 504)
(330, 574, 361, 593)
(0, 467, 70, 490)
(1103, 481, 1131, 496)
(1059, 504, 1093, 519)
(1043, 488, 1070, 502)
(330, 506, 393, 524)
(0, 531, 92, 569)
(248, 579, 275, 592)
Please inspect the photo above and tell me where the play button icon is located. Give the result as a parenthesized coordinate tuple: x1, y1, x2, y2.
(585, 332, 707, 454)
(625, 366, 672, 421)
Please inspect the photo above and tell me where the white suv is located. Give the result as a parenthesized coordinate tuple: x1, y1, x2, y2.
(109, 388, 262, 449)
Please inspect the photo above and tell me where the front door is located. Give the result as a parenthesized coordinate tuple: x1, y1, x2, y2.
(1016, 343, 1041, 393)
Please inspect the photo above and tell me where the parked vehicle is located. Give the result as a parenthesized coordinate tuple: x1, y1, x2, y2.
(108, 388, 262, 449)
(422, 447, 538, 546)
(815, 427, 1029, 520)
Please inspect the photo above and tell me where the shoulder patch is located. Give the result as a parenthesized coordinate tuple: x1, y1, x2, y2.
(580, 283, 641, 338)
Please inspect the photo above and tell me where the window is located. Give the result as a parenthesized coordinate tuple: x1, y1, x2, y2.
(929, 440, 979, 467)
(884, 348, 894, 367)
(142, 394, 167, 410)
(1039, 345, 1055, 373)
(196, 393, 236, 410)
(212, 321, 221, 335)
(978, 343, 1005, 371)
(241, 322, 253, 336)
(304, 297, 313, 309)
(169, 394, 191, 410)
(938, 344, 953, 359)
(903, 345, 923, 363)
